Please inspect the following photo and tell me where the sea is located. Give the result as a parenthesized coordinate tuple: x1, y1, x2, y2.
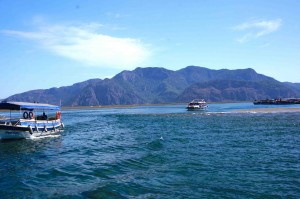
(1, 103, 300, 198)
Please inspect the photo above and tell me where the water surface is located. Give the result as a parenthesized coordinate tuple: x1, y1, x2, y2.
(1, 103, 300, 198)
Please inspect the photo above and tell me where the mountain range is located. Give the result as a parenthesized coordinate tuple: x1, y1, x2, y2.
(5, 66, 300, 106)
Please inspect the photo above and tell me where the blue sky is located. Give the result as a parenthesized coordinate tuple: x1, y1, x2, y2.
(1, 0, 300, 99)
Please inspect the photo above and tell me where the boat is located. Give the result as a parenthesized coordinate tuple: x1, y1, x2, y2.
(0, 101, 64, 140)
(253, 98, 300, 105)
(186, 99, 208, 110)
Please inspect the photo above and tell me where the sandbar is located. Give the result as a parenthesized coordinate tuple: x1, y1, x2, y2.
(233, 107, 300, 113)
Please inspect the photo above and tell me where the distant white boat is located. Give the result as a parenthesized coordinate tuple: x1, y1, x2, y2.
(186, 99, 208, 110)
(0, 101, 64, 140)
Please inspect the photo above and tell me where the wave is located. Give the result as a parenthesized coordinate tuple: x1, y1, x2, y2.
(29, 134, 61, 140)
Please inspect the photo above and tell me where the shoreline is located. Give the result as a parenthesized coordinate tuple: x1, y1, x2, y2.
(1, 102, 300, 113)
(60, 101, 254, 110)
(233, 107, 300, 113)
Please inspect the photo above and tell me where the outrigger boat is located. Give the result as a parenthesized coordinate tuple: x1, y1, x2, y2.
(186, 99, 208, 110)
(0, 101, 64, 140)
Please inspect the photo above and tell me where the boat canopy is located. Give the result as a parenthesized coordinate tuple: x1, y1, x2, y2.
(0, 101, 60, 111)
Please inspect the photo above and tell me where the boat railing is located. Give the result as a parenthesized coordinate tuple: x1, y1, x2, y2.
(0, 120, 19, 126)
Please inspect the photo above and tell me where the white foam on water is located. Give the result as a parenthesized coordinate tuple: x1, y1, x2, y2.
(29, 134, 61, 140)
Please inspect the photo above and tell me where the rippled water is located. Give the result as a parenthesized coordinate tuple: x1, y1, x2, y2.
(1, 103, 300, 198)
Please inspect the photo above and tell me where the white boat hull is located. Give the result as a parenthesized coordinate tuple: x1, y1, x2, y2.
(0, 128, 63, 140)
(0, 119, 64, 140)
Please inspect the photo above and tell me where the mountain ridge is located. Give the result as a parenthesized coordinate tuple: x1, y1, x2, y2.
(5, 66, 300, 106)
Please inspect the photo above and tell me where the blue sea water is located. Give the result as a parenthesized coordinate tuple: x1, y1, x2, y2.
(1, 103, 300, 198)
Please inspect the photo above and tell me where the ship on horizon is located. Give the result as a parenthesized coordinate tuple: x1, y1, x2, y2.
(253, 98, 300, 105)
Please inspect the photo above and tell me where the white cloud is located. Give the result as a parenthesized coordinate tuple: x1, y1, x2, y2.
(2, 23, 150, 69)
(106, 12, 130, 19)
(233, 19, 282, 43)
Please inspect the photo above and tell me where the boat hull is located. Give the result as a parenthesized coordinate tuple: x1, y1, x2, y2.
(0, 130, 32, 139)
(0, 120, 64, 140)
(187, 106, 207, 111)
(253, 98, 300, 105)
(0, 128, 63, 140)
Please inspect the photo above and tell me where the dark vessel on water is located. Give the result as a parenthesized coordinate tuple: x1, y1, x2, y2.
(253, 98, 300, 105)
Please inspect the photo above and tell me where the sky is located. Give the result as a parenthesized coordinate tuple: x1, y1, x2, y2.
(0, 0, 300, 99)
